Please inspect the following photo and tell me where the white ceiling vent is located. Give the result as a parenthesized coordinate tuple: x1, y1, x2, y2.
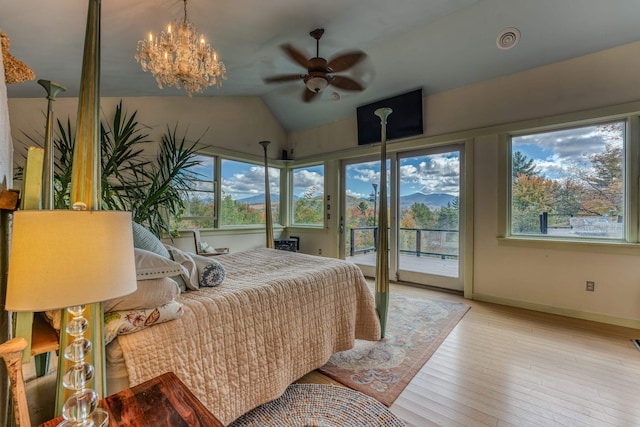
(496, 27, 521, 50)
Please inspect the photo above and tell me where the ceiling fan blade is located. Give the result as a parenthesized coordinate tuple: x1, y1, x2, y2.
(330, 75, 364, 91)
(303, 88, 319, 103)
(327, 51, 366, 72)
(281, 44, 310, 69)
(264, 74, 305, 83)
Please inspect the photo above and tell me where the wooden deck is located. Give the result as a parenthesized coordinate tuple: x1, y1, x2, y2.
(346, 252, 459, 278)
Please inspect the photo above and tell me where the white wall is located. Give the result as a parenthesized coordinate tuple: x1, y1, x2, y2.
(289, 40, 640, 327)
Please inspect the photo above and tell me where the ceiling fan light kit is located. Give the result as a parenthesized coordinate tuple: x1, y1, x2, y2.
(135, 0, 226, 96)
(305, 75, 329, 93)
(264, 28, 369, 102)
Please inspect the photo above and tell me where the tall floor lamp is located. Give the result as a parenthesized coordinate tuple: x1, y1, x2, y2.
(57, 0, 105, 414)
(374, 107, 392, 338)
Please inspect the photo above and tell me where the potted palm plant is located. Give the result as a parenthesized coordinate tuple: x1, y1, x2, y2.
(19, 100, 202, 237)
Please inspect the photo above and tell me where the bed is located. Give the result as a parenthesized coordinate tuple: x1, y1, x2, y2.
(105, 247, 381, 425)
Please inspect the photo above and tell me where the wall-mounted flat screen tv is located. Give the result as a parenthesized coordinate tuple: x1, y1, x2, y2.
(356, 88, 424, 145)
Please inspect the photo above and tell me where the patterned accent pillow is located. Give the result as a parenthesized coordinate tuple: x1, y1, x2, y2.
(104, 300, 184, 344)
(199, 259, 226, 287)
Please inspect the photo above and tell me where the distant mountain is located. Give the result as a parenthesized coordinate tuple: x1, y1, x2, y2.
(238, 192, 454, 210)
(237, 194, 280, 205)
(399, 193, 456, 210)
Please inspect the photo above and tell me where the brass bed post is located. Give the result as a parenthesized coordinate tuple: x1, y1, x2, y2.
(374, 107, 392, 338)
(260, 141, 274, 249)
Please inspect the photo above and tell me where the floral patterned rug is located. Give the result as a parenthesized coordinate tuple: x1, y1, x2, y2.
(319, 293, 470, 406)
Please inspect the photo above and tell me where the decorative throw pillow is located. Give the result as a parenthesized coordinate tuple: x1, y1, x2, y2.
(104, 276, 181, 313)
(132, 221, 170, 259)
(191, 253, 226, 287)
(104, 300, 184, 345)
(134, 248, 187, 281)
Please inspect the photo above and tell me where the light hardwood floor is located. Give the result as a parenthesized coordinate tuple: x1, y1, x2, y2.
(299, 282, 640, 427)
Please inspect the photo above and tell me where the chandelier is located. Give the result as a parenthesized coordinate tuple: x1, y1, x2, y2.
(135, 0, 226, 96)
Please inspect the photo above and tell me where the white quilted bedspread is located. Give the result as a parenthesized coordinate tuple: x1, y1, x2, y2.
(116, 248, 381, 425)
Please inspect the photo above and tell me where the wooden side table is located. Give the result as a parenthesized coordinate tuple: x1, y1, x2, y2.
(40, 372, 223, 427)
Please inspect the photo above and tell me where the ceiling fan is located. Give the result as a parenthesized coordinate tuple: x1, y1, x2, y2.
(264, 28, 368, 102)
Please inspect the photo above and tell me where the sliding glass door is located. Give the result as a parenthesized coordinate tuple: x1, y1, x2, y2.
(342, 144, 464, 291)
(396, 146, 462, 290)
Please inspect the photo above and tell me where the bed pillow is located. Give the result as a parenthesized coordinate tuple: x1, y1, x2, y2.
(134, 248, 187, 281)
(132, 221, 170, 259)
(104, 300, 184, 345)
(104, 276, 181, 313)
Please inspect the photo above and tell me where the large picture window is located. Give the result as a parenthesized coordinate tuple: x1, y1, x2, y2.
(510, 121, 625, 240)
(291, 165, 324, 226)
(220, 159, 280, 226)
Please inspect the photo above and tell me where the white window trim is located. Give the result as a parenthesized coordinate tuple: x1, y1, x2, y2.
(497, 113, 640, 254)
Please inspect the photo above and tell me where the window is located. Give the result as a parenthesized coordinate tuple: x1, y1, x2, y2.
(173, 154, 215, 230)
(220, 159, 280, 226)
(291, 165, 324, 226)
(509, 121, 625, 240)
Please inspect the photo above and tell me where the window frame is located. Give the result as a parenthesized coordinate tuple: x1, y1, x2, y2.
(497, 113, 640, 254)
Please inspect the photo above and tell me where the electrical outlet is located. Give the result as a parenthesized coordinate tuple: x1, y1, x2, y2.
(318, 248, 322, 255)
(586, 281, 595, 292)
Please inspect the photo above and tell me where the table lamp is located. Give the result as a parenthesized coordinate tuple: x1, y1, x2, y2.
(6, 210, 137, 427)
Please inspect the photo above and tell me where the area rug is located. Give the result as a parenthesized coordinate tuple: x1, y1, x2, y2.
(319, 293, 470, 406)
(229, 383, 405, 426)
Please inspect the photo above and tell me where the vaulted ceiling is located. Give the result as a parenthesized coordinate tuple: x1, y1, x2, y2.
(3, 0, 640, 132)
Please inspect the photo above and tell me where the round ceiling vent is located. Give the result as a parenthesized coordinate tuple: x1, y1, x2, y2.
(496, 27, 521, 50)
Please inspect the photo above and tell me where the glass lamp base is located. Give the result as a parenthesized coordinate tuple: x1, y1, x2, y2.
(57, 408, 109, 427)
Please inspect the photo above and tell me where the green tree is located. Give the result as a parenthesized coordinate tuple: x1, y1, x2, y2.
(512, 151, 539, 179)
(410, 203, 434, 228)
(436, 198, 459, 230)
(294, 186, 323, 224)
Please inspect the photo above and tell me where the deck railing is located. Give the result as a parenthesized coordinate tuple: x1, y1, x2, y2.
(349, 226, 459, 259)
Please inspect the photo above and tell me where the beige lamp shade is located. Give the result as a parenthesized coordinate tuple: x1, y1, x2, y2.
(6, 210, 137, 311)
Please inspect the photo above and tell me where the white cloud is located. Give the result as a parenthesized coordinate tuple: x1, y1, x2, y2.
(400, 154, 460, 195)
(293, 170, 324, 195)
(221, 166, 280, 198)
(514, 123, 624, 176)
